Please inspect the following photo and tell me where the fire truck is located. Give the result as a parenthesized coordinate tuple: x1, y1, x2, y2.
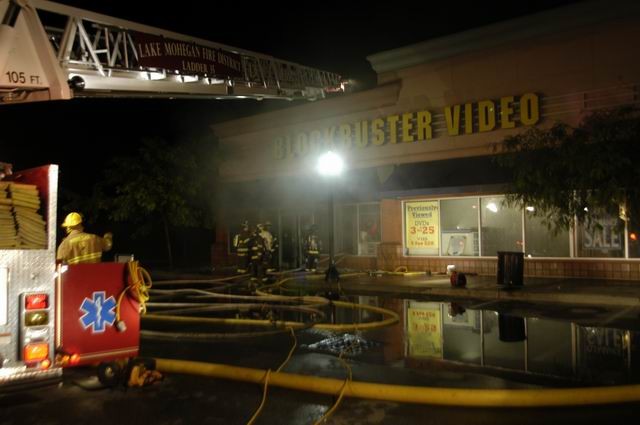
(0, 0, 344, 387)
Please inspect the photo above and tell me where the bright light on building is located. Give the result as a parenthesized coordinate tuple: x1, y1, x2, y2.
(317, 151, 344, 177)
(486, 202, 498, 213)
(526, 206, 535, 212)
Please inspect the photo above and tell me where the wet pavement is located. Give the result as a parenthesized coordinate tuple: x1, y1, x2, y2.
(282, 271, 640, 307)
(2, 270, 640, 424)
(2, 353, 640, 425)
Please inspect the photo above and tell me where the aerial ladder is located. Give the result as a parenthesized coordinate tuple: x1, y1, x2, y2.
(0, 0, 345, 104)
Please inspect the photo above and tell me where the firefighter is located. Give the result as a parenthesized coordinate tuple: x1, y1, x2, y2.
(269, 233, 280, 272)
(260, 221, 276, 272)
(249, 224, 267, 282)
(233, 220, 251, 273)
(56, 212, 113, 264)
(304, 224, 321, 272)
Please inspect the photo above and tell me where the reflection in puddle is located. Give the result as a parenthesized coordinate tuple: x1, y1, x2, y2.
(327, 297, 640, 385)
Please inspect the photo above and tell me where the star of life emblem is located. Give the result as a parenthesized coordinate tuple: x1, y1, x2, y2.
(79, 291, 116, 333)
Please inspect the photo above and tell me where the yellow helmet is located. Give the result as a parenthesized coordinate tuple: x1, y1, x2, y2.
(62, 212, 83, 228)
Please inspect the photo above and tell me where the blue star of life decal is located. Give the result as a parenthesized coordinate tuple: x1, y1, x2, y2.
(79, 291, 116, 333)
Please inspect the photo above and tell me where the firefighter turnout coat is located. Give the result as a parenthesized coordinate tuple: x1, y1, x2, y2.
(56, 229, 112, 264)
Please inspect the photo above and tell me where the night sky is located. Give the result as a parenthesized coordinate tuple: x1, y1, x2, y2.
(2, 0, 585, 194)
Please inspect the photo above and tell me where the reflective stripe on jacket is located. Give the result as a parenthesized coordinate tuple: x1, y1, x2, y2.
(57, 230, 108, 265)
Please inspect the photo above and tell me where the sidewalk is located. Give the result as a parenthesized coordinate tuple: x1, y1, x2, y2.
(148, 267, 640, 308)
(286, 272, 640, 308)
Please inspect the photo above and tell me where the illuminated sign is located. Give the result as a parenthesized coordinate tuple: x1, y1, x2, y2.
(274, 93, 540, 159)
(405, 200, 439, 256)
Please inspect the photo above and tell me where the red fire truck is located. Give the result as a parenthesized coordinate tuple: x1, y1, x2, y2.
(0, 0, 343, 387)
(1, 164, 146, 388)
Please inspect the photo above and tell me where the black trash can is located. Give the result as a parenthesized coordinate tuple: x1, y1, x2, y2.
(496, 251, 524, 287)
(498, 313, 526, 342)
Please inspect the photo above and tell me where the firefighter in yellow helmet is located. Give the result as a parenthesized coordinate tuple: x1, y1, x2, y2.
(56, 212, 113, 264)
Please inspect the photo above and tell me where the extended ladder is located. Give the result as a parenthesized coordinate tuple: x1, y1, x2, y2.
(0, 0, 345, 104)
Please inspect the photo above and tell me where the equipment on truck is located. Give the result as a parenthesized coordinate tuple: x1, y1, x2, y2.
(0, 0, 345, 104)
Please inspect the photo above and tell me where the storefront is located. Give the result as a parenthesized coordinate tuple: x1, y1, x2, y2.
(211, 1, 640, 280)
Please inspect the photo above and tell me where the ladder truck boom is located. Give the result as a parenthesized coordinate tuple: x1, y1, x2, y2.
(0, 0, 345, 104)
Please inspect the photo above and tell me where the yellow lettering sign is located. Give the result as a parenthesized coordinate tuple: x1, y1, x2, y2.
(402, 113, 414, 143)
(520, 93, 540, 126)
(372, 118, 385, 146)
(416, 110, 432, 140)
(272, 93, 543, 159)
(478, 100, 496, 132)
(444, 105, 461, 136)
(386, 115, 400, 144)
(500, 96, 516, 129)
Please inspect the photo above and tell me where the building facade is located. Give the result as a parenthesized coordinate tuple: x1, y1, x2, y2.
(211, 1, 640, 280)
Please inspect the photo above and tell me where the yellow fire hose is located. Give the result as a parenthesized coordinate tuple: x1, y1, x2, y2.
(155, 358, 640, 407)
(144, 300, 399, 333)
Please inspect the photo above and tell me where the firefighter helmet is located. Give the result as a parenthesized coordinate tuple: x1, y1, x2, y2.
(62, 212, 83, 228)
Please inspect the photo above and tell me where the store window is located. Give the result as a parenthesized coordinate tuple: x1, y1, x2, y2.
(626, 218, 640, 258)
(358, 204, 380, 256)
(524, 209, 570, 257)
(440, 198, 479, 256)
(481, 196, 523, 256)
(576, 210, 624, 258)
(336, 203, 380, 256)
(314, 204, 330, 255)
(336, 205, 357, 255)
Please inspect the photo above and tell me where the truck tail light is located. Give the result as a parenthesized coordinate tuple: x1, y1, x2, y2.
(25, 293, 48, 310)
(24, 342, 49, 363)
(56, 352, 80, 366)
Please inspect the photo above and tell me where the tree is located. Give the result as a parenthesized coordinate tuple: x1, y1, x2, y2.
(494, 106, 640, 232)
(94, 137, 218, 268)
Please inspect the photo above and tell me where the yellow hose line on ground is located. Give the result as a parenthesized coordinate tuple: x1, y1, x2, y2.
(144, 300, 399, 332)
(155, 358, 640, 407)
(143, 314, 308, 329)
(153, 275, 249, 285)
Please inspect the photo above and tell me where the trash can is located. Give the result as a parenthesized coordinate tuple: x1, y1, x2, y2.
(498, 313, 526, 342)
(496, 251, 524, 287)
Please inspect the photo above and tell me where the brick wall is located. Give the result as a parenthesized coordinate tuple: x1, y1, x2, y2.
(373, 242, 640, 280)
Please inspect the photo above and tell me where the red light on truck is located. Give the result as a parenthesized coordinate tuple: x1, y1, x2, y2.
(25, 294, 48, 310)
(69, 354, 80, 365)
(41, 359, 51, 369)
(24, 342, 49, 363)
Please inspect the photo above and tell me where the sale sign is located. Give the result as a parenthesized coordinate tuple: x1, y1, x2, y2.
(405, 200, 439, 255)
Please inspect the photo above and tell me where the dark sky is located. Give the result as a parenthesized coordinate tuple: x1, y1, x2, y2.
(2, 0, 585, 193)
